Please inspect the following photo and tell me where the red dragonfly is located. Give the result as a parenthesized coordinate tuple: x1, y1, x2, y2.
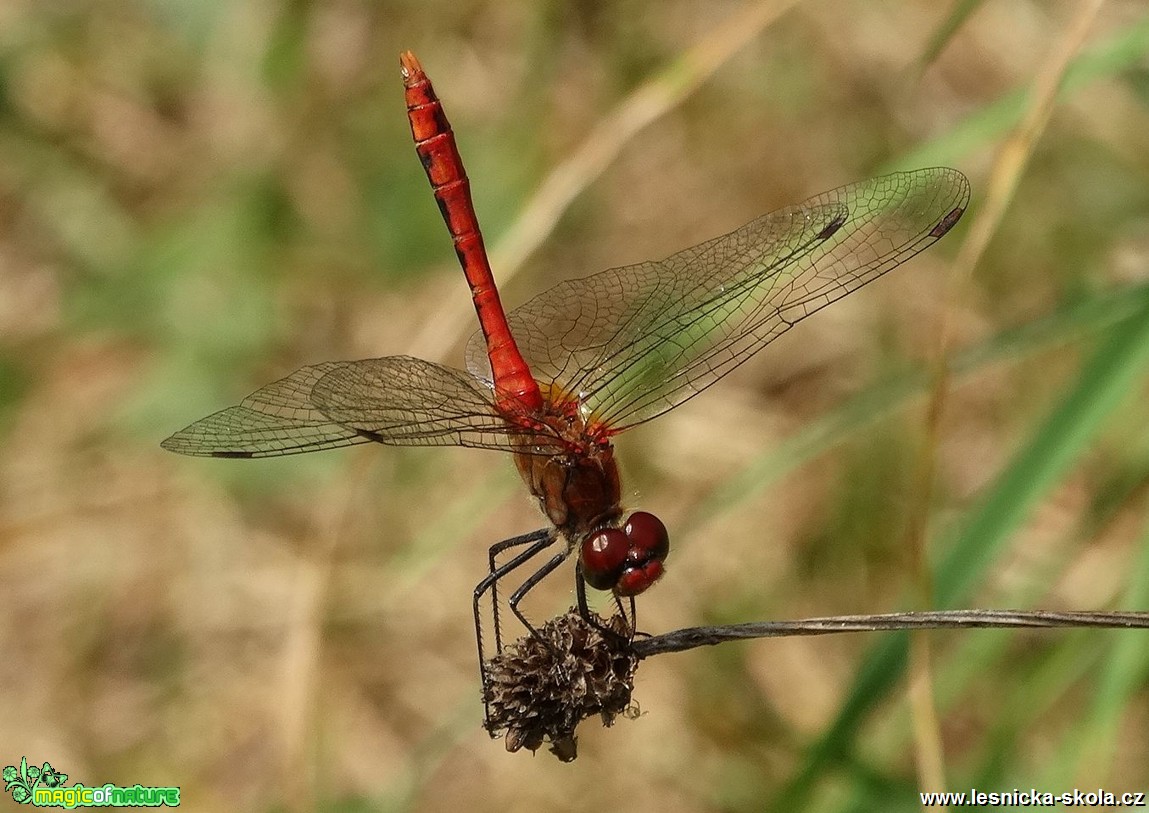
(163, 51, 968, 670)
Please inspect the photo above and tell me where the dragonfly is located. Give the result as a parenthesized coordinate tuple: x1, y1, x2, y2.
(163, 51, 969, 690)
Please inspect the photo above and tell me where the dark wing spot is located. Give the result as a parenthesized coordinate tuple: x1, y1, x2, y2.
(816, 212, 848, 241)
(929, 206, 965, 239)
(211, 450, 256, 459)
(354, 428, 388, 444)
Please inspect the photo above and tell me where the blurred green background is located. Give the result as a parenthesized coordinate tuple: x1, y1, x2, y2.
(2, 0, 1149, 810)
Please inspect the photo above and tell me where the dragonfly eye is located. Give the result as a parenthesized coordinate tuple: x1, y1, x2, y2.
(580, 528, 628, 591)
(610, 511, 670, 597)
(623, 511, 670, 563)
(615, 559, 665, 597)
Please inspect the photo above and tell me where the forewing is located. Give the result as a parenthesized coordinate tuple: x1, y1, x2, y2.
(162, 356, 554, 458)
(466, 167, 969, 430)
(162, 362, 368, 457)
(309, 356, 559, 451)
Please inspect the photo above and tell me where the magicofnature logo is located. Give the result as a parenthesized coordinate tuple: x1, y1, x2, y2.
(3, 756, 179, 807)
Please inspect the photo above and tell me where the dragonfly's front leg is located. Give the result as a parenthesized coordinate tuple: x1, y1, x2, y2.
(473, 529, 557, 723)
(575, 566, 637, 646)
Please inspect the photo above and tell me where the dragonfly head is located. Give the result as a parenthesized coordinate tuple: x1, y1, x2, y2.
(579, 511, 669, 597)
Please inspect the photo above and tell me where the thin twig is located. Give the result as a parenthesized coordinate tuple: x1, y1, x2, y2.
(631, 609, 1149, 658)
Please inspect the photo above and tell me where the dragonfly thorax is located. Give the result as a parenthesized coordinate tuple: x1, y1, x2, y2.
(512, 439, 622, 537)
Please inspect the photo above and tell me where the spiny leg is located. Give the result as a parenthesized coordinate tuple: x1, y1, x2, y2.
(484, 529, 553, 655)
(474, 529, 557, 721)
(575, 565, 636, 644)
(614, 593, 638, 637)
(505, 548, 572, 638)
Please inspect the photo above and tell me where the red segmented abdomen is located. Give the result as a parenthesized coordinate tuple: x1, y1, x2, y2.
(399, 51, 543, 415)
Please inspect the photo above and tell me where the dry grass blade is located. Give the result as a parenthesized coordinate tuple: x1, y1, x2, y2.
(277, 449, 379, 811)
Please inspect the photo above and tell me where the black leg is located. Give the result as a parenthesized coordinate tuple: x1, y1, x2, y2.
(473, 529, 557, 721)
(629, 592, 652, 641)
(574, 564, 636, 643)
(622, 594, 638, 638)
(575, 565, 592, 618)
(618, 594, 639, 632)
(505, 548, 571, 638)
(475, 529, 553, 660)
(483, 529, 553, 655)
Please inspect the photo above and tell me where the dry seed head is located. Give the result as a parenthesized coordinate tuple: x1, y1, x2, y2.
(483, 610, 639, 762)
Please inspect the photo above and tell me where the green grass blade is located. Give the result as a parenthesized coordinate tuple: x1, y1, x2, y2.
(917, 0, 986, 69)
(887, 15, 1149, 172)
(932, 299, 1149, 605)
(1042, 508, 1149, 784)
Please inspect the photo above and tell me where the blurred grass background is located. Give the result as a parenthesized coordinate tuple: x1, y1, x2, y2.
(2, 0, 1149, 810)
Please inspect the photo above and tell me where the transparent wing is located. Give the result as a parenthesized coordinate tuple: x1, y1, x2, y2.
(466, 167, 969, 431)
(162, 356, 558, 458)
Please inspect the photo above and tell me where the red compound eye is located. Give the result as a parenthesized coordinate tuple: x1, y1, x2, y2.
(615, 559, 666, 597)
(606, 512, 670, 597)
(580, 528, 628, 591)
(623, 511, 669, 563)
